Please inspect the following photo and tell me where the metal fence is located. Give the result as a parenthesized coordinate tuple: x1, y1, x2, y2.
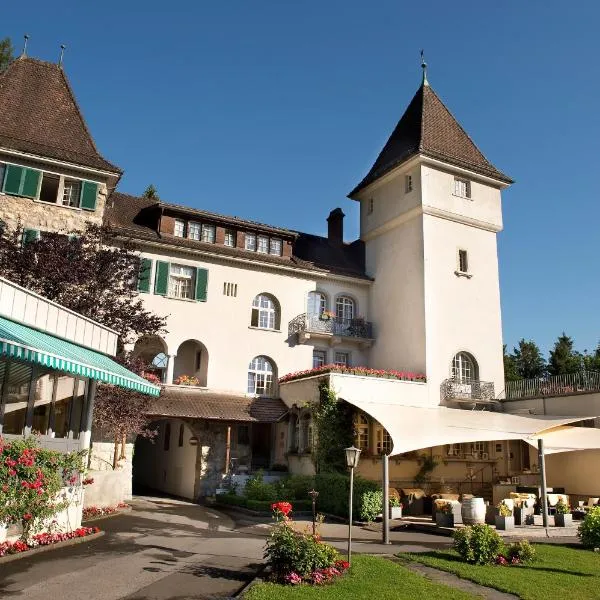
(504, 371, 600, 400)
(440, 378, 496, 402)
(288, 313, 374, 340)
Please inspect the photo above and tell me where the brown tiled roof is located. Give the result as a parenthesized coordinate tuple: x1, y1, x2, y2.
(0, 57, 121, 173)
(350, 82, 512, 196)
(147, 388, 288, 422)
(105, 192, 369, 279)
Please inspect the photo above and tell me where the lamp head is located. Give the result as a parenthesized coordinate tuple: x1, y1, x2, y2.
(345, 446, 361, 468)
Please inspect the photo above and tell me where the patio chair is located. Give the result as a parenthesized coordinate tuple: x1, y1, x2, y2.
(401, 488, 426, 516)
(583, 497, 600, 511)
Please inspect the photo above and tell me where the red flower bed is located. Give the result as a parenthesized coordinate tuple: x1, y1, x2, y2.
(279, 364, 426, 384)
(0, 526, 100, 557)
(82, 503, 129, 520)
(271, 501, 293, 517)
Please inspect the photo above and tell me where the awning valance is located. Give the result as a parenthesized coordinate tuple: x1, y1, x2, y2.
(0, 316, 160, 396)
(341, 396, 591, 455)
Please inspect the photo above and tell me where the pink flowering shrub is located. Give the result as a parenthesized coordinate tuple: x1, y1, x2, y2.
(0, 437, 87, 541)
(0, 526, 100, 557)
(265, 503, 349, 585)
(279, 364, 426, 384)
(82, 503, 130, 521)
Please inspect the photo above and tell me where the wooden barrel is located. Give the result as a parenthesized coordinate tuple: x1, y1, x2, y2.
(461, 497, 486, 524)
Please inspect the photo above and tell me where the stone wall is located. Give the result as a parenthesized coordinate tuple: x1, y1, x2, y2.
(0, 184, 108, 232)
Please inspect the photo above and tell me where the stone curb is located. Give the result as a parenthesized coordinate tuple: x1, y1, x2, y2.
(0, 531, 105, 565)
(234, 564, 268, 598)
(81, 506, 132, 524)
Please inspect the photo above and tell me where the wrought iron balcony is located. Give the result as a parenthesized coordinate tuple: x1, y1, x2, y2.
(288, 313, 374, 346)
(441, 378, 496, 404)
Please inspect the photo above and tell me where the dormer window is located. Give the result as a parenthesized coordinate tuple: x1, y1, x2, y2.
(201, 224, 216, 243)
(188, 222, 201, 241)
(174, 219, 185, 237)
(257, 235, 269, 254)
(454, 177, 471, 199)
(63, 179, 81, 208)
(245, 233, 256, 251)
(269, 238, 282, 256)
(224, 229, 236, 247)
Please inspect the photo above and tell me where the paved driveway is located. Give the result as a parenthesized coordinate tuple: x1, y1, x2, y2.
(0, 497, 454, 599)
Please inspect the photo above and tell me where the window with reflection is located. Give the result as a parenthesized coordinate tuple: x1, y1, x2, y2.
(1, 361, 33, 435)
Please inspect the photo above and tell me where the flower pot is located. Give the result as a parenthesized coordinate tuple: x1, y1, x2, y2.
(435, 513, 454, 527)
(495, 515, 514, 530)
(389, 506, 403, 519)
(554, 513, 573, 527)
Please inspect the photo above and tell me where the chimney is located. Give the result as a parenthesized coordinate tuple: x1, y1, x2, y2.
(327, 208, 345, 247)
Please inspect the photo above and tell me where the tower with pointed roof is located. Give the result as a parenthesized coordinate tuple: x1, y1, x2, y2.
(349, 68, 512, 405)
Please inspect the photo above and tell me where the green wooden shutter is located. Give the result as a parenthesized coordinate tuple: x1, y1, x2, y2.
(80, 181, 98, 211)
(137, 258, 153, 293)
(22, 228, 40, 245)
(3, 165, 24, 195)
(21, 168, 41, 198)
(195, 268, 208, 301)
(154, 261, 170, 295)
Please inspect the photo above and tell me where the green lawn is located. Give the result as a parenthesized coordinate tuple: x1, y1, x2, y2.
(244, 554, 477, 600)
(406, 544, 600, 600)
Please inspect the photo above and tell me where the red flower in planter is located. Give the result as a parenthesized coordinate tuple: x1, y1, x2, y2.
(271, 501, 293, 516)
(22, 513, 32, 521)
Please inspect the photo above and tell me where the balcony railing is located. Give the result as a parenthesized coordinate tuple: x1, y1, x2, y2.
(288, 313, 374, 341)
(504, 371, 600, 401)
(441, 378, 496, 403)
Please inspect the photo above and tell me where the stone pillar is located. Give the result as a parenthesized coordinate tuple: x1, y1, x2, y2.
(165, 354, 176, 384)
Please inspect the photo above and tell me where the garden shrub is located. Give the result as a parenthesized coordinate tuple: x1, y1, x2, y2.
(246, 499, 312, 512)
(359, 490, 383, 522)
(578, 506, 600, 548)
(217, 494, 248, 508)
(312, 472, 380, 520)
(275, 475, 315, 501)
(245, 471, 277, 501)
(506, 539, 536, 563)
(453, 524, 504, 564)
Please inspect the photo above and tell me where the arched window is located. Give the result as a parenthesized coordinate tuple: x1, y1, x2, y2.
(251, 294, 280, 329)
(247, 356, 275, 396)
(451, 352, 478, 383)
(335, 296, 355, 321)
(307, 291, 326, 317)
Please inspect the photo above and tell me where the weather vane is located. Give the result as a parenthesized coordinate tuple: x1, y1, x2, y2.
(420, 49, 428, 85)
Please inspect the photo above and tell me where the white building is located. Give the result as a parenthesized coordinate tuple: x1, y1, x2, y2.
(3, 54, 596, 503)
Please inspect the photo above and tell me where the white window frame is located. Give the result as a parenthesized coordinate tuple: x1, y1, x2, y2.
(334, 351, 349, 366)
(245, 233, 256, 251)
(62, 178, 81, 208)
(307, 291, 327, 317)
(251, 294, 277, 329)
(269, 238, 282, 256)
(247, 356, 274, 396)
(201, 224, 216, 243)
(188, 222, 201, 241)
(405, 174, 413, 193)
(451, 352, 478, 383)
(376, 428, 392, 455)
(453, 177, 471, 199)
(257, 235, 269, 254)
(335, 296, 355, 321)
(357, 414, 369, 452)
(312, 349, 327, 369)
(174, 219, 185, 238)
(224, 230, 235, 247)
(168, 264, 195, 299)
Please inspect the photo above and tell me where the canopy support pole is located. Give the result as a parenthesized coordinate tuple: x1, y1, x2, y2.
(81, 379, 97, 451)
(382, 453, 390, 544)
(538, 438, 548, 530)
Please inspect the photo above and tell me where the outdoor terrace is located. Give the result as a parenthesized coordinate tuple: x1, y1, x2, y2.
(504, 371, 600, 401)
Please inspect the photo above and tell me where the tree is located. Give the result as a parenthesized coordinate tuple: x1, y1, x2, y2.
(0, 37, 13, 71)
(143, 184, 159, 200)
(583, 343, 600, 372)
(512, 339, 546, 379)
(503, 344, 521, 381)
(0, 222, 165, 345)
(548, 333, 581, 376)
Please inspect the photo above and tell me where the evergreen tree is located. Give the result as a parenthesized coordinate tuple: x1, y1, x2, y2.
(0, 37, 13, 71)
(548, 333, 581, 376)
(503, 344, 521, 381)
(583, 343, 600, 372)
(143, 184, 159, 200)
(513, 339, 546, 379)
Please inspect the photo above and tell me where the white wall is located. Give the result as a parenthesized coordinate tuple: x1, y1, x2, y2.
(138, 246, 371, 391)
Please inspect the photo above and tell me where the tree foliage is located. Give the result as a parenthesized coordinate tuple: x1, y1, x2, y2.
(0, 221, 166, 345)
(512, 339, 546, 379)
(312, 382, 355, 473)
(0, 37, 13, 71)
(503, 345, 521, 382)
(143, 184, 159, 199)
(548, 333, 581, 376)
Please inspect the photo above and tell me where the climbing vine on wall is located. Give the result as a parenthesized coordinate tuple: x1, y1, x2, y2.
(312, 381, 355, 473)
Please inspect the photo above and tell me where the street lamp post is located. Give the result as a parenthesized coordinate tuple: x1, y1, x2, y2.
(308, 489, 319, 536)
(345, 445, 361, 567)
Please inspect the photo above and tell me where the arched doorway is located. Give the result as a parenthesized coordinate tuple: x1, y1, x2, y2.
(132, 418, 198, 500)
(132, 335, 169, 383)
(173, 340, 209, 386)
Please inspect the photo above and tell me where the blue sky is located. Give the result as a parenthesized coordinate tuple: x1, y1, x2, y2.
(4, 1, 600, 356)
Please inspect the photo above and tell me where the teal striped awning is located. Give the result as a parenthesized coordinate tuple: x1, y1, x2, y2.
(0, 316, 160, 396)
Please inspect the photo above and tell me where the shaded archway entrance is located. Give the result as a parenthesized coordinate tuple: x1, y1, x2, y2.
(173, 340, 209, 386)
(133, 335, 169, 383)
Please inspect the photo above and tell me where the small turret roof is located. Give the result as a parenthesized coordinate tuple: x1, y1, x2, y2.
(349, 82, 512, 197)
(0, 57, 121, 173)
